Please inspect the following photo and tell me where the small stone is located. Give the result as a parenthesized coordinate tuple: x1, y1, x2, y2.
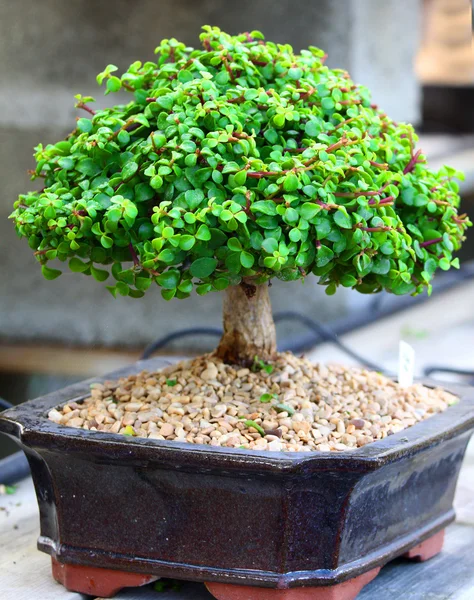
(201, 363, 218, 380)
(211, 404, 227, 418)
(47, 352, 454, 453)
(292, 421, 311, 434)
(317, 425, 331, 437)
(160, 423, 174, 437)
(124, 402, 143, 412)
(268, 439, 283, 451)
(48, 409, 62, 424)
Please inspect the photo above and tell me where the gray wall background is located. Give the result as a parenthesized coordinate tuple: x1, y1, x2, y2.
(0, 0, 421, 350)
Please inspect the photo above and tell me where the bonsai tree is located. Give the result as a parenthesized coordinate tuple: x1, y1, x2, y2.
(11, 26, 470, 366)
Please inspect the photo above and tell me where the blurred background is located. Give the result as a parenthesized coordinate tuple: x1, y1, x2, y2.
(0, 0, 473, 458)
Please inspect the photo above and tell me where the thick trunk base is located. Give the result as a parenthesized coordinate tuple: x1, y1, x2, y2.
(214, 281, 277, 366)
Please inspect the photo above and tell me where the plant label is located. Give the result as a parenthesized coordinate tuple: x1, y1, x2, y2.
(399, 340, 415, 387)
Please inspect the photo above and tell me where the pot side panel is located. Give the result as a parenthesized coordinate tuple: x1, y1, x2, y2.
(338, 433, 470, 565)
(38, 449, 287, 573)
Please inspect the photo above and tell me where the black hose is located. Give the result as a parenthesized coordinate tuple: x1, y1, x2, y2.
(140, 313, 386, 372)
(0, 452, 30, 485)
(424, 366, 474, 384)
(141, 327, 223, 360)
(274, 311, 385, 372)
(0, 397, 13, 411)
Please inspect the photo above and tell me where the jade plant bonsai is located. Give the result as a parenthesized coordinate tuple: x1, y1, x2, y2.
(10, 26, 470, 366)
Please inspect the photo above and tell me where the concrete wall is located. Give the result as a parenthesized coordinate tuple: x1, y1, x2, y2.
(0, 0, 421, 350)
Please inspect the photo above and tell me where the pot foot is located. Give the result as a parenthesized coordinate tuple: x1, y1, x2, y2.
(403, 529, 445, 562)
(51, 557, 157, 598)
(205, 568, 380, 600)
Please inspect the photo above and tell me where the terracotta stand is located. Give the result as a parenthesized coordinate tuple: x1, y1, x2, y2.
(52, 530, 445, 599)
(51, 558, 157, 597)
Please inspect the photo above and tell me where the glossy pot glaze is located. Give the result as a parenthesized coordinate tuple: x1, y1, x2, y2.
(0, 357, 473, 592)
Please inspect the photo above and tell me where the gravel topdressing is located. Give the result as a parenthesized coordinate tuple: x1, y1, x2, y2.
(48, 353, 456, 452)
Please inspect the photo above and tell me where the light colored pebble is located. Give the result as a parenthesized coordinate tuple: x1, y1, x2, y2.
(160, 423, 174, 437)
(48, 409, 63, 424)
(52, 352, 454, 452)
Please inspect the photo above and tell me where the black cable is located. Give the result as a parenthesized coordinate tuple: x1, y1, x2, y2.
(140, 313, 386, 372)
(274, 311, 385, 372)
(141, 327, 223, 360)
(424, 366, 474, 384)
(0, 397, 13, 411)
(0, 452, 30, 485)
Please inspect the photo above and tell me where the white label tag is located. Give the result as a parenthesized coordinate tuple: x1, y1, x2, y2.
(399, 340, 415, 387)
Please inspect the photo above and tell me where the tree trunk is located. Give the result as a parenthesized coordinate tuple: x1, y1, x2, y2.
(214, 280, 277, 366)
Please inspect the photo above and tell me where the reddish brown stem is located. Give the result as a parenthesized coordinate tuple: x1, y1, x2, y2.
(369, 160, 389, 170)
(77, 103, 96, 115)
(222, 55, 235, 82)
(359, 226, 392, 232)
(368, 195, 395, 206)
(403, 149, 423, 174)
(335, 182, 390, 199)
(128, 243, 140, 266)
(420, 237, 443, 248)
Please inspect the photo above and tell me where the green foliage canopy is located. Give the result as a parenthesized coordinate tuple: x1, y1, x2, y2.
(10, 26, 471, 299)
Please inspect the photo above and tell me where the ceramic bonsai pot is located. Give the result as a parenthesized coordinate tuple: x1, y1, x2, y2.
(1, 357, 473, 600)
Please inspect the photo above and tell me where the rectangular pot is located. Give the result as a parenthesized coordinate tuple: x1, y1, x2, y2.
(0, 357, 473, 589)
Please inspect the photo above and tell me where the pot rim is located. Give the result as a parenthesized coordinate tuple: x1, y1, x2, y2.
(1, 356, 473, 471)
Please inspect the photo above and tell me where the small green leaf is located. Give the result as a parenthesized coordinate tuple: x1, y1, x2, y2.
(243, 420, 266, 436)
(260, 393, 277, 403)
(135, 183, 154, 202)
(117, 130, 130, 144)
(196, 224, 211, 241)
(106, 76, 122, 93)
(100, 235, 114, 249)
(300, 202, 320, 220)
(334, 209, 352, 229)
(179, 235, 196, 250)
(91, 266, 109, 282)
(156, 269, 180, 289)
(41, 265, 61, 280)
(304, 121, 320, 137)
(76, 158, 101, 177)
(240, 251, 255, 268)
(274, 403, 295, 416)
(283, 173, 299, 192)
(185, 189, 205, 210)
(262, 238, 278, 254)
(122, 425, 136, 436)
(190, 257, 218, 279)
(77, 118, 93, 133)
(122, 162, 138, 181)
(316, 245, 334, 267)
(69, 258, 89, 273)
(150, 175, 164, 190)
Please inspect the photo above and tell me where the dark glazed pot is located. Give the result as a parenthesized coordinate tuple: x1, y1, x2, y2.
(1, 357, 473, 600)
